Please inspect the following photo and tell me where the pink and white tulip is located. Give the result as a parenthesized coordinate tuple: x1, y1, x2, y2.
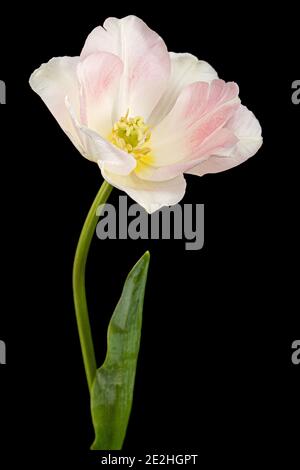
(30, 15, 262, 213)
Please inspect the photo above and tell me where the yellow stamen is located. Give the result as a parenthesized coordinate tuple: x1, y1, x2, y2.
(109, 111, 154, 172)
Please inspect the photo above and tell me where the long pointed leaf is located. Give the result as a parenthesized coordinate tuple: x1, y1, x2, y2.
(91, 251, 150, 450)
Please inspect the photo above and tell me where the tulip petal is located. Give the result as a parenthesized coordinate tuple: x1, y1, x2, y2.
(100, 167, 186, 214)
(186, 105, 262, 176)
(138, 79, 239, 181)
(77, 52, 123, 137)
(29, 56, 83, 151)
(80, 127, 137, 175)
(148, 52, 218, 126)
(151, 79, 240, 166)
(81, 15, 170, 121)
(65, 99, 136, 173)
(138, 128, 238, 182)
(223, 105, 263, 160)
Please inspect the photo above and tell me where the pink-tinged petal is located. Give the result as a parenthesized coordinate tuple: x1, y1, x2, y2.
(77, 52, 123, 137)
(100, 167, 186, 214)
(150, 79, 240, 170)
(29, 56, 82, 151)
(81, 15, 170, 120)
(138, 129, 238, 182)
(187, 105, 262, 176)
(224, 105, 262, 159)
(148, 52, 218, 126)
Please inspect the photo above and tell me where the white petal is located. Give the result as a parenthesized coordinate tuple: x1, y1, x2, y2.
(81, 127, 136, 175)
(187, 105, 262, 176)
(81, 15, 170, 120)
(100, 167, 186, 214)
(29, 56, 82, 151)
(148, 52, 218, 126)
(65, 99, 136, 173)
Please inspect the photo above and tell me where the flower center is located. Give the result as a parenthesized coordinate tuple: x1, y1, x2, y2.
(109, 111, 153, 166)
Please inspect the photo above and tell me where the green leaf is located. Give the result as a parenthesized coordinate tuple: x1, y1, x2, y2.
(90, 251, 150, 450)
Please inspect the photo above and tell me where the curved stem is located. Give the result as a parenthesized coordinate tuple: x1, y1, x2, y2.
(73, 180, 113, 392)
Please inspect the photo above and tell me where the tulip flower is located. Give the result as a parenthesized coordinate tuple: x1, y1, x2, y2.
(30, 15, 262, 214)
(29, 15, 262, 450)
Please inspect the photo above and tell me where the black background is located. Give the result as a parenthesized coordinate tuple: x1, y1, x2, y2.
(0, 2, 299, 466)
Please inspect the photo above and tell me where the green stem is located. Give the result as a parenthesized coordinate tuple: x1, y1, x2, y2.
(73, 180, 113, 392)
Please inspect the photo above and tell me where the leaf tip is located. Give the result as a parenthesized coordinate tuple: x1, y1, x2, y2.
(141, 250, 150, 269)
